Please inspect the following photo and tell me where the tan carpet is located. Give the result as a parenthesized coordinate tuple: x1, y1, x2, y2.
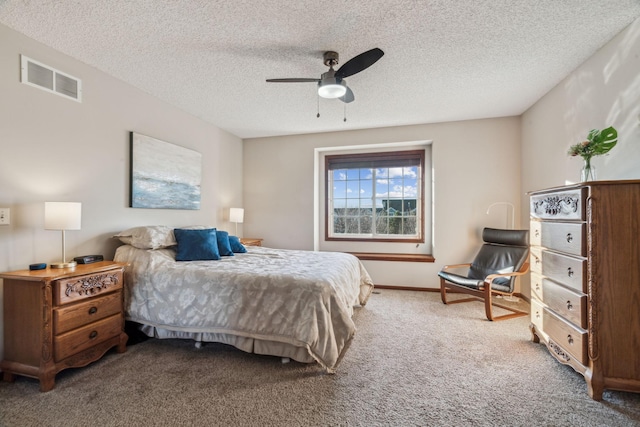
(1, 290, 639, 426)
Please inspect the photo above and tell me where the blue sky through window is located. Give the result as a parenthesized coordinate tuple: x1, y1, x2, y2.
(332, 167, 418, 209)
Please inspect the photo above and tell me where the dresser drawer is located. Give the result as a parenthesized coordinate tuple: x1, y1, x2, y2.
(530, 221, 542, 247)
(540, 250, 586, 293)
(530, 297, 544, 332)
(543, 308, 588, 365)
(531, 272, 543, 301)
(530, 188, 586, 220)
(54, 314, 122, 361)
(54, 291, 122, 334)
(55, 270, 123, 305)
(542, 280, 587, 328)
(530, 247, 542, 275)
(540, 222, 586, 257)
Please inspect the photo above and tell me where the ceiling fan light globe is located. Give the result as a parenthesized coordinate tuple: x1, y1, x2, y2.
(318, 81, 347, 99)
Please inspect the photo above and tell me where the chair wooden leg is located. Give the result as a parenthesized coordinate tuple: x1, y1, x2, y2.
(487, 303, 528, 321)
(440, 277, 448, 304)
(484, 286, 495, 321)
(441, 277, 527, 321)
(441, 279, 484, 306)
(484, 287, 528, 321)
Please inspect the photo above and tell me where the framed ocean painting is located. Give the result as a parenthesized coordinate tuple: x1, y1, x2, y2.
(129, 132, 202, 209)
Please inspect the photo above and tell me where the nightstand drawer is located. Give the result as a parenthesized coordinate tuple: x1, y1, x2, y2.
(54, 314, 122, 361)
(55, 270, 123, 305)
(54, 291, 123, 334)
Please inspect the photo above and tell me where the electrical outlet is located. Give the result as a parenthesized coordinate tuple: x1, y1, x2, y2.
(0, 208, 10, 225)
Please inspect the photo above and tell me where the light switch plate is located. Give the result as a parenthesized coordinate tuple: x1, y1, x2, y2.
(0, 208, 10, 225)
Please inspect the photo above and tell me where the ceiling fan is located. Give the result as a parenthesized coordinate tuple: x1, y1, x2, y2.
(266, 48, 384, 104)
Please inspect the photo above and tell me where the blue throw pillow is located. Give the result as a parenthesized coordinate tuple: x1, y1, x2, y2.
(216, 230, 234, 256)
(173, 228, 221, 261)
(228, 235, 247, 253)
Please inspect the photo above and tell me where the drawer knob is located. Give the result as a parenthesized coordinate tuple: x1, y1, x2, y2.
(566, 300, 573, 310)
(567, 334, 574, 345)
(88, 306, 98, 315)
(566, 233, 573, 243)
(89, 331, 98, 339)
(567, 267, 574, 278)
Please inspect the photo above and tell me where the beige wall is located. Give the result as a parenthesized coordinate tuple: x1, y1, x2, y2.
(0, 24, 243, 359)
(244, 117, 523, 288)
(243, 17, 640, 292)
(520, 17, 640, 296)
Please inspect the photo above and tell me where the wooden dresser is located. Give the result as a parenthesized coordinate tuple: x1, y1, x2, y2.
(529, 180, 640, 400)
(1, 261, 128, 391)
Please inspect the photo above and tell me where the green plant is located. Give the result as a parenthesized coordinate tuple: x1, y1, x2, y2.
(567, 126, 618, 161)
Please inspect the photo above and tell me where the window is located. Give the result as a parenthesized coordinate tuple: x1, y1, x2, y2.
(325, 150, 425, 242)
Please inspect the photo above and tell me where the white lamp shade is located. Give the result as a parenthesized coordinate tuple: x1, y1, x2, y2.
(45, 202, 82, 230)
(229, 208, 244, 223)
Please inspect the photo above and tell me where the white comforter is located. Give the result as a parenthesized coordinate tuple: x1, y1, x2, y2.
(114, 245, 374, 371)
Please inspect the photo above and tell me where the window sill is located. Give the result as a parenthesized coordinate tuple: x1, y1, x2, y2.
(348, 252, 435, 263)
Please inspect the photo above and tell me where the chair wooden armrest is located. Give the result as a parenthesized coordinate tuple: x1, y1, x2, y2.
(484, 262, 530, 286)
(440, 263, 471, 272)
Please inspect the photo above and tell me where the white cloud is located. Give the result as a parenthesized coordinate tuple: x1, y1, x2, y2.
(378, 167, 418, 179)
(375, 185, 418, 198)
(388, 167, 404, 178)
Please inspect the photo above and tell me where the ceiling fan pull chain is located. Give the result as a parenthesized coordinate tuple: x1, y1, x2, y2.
(317, 94, 320, 118)
(344, 103, 347, 122)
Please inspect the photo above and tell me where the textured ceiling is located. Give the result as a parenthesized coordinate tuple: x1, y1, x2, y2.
(1, 1, 640, 139)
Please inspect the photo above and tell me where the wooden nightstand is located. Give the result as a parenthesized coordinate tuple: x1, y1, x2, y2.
(240, 238, 263, 247)
(0, 261, 128, 391)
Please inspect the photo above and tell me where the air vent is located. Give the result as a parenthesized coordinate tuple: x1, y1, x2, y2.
(20, 55, 82, 102)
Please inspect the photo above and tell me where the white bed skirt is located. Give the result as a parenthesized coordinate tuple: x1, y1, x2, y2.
(139, 324, 317, 364)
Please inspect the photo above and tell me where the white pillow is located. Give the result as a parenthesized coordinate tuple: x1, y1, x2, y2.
(114, 225, 177, 249)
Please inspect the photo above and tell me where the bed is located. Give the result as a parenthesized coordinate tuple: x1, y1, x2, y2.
(113, 226, 374, 372)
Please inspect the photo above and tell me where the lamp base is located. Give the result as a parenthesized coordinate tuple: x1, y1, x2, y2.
(50, 261, 77, 269)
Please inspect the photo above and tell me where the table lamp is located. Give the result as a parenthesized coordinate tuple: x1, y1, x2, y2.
(229, 208, 244, 236)
(45, 202, 82, 268)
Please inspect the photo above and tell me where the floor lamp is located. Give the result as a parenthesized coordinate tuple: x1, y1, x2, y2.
(486, 201, 515, 229)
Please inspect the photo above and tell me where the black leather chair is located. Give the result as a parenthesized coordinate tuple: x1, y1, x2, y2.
(438, 228, 530, 321)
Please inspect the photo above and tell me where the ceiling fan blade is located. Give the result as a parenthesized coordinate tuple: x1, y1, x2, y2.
(266, 78, 319, 83)
(335, 48, 384, 79)
(339, 86, 354, 103)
